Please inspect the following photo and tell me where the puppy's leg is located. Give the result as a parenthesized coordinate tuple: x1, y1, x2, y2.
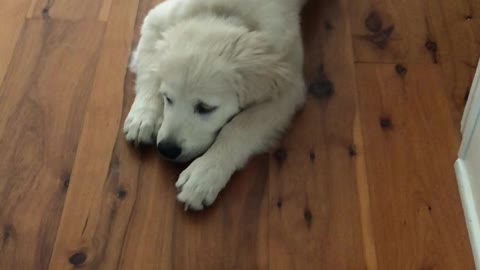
(130, 0, 177, 72)
(125, 1, 178, 145)
(124, 73, 164, 145)
(176, 80, 305, 210)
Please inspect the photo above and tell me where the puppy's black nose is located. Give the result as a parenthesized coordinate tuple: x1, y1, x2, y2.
(157, 142, 182, 160)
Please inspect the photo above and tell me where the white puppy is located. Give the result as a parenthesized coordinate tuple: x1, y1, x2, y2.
(124, 0, 307, 210)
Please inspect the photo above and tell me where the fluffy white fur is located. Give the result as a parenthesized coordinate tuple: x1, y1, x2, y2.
(124, 0, 307, 210)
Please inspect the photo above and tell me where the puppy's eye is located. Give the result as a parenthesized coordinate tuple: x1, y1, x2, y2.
(164, 96, 173, 105)
(195, 103, 217, 115)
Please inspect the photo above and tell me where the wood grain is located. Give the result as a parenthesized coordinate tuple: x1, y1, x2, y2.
(0, 0, 477, 269)
(0, 19, 104, 269)
(354, 98, 378, 270)
(424, 0, 480, 122)
(348, 0, 480, 123)
(267, 0, 367, 269)
(46, 0, 140, 268)
(0, 0, 32, 86)
(349, 0, 409, 63)
(27, 0, 113, 21)
(356, 63, 474, 269)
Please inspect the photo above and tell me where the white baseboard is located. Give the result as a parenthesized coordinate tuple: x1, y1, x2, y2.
(455, 159, 480, 269)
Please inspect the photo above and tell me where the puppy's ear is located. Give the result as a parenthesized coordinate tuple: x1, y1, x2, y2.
(231, 32, 294, 108)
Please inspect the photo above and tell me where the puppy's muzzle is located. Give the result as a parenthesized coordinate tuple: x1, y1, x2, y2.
(157, 141, 182, 160)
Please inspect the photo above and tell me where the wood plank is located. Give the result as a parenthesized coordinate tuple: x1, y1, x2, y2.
(424, 0, 480, 123)
(348, 0, 408, 63)
(170, 157, 269, 270)
(267, 0, 368, 269)
(348, 0, 445, 64)
(0, 0, 476, 269)
(0, 19, 105, 270)
(0, 0, 32, 87)
(27, 0, 112, 21)
(46, 0, 141, 268)
(356, 63, 475, 269)
(354, 106, 379, 270)
(349, 0, 480, 123)
(98, 0, 115, 21)
(117, 154, 269, 270)
(113, 148, 180, 270)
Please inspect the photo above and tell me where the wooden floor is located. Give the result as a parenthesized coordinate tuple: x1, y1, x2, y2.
(0, 0, 478, 269)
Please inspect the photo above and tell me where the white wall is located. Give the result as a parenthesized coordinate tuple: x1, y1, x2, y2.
(464, 122, 480, 205)
(456, 57, 480, 270)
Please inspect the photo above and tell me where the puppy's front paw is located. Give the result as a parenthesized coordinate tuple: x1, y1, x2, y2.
(176, 159, 233, 211)
(124, 108, 162, 146)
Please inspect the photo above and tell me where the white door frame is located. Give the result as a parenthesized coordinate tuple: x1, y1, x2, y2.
(456, 57, 480, 269)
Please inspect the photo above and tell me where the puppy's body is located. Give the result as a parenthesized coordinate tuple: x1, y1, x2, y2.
(124, 0, 307, 210)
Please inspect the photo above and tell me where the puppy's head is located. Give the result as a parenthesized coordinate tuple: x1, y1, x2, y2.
(145, 18, 289, 162)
